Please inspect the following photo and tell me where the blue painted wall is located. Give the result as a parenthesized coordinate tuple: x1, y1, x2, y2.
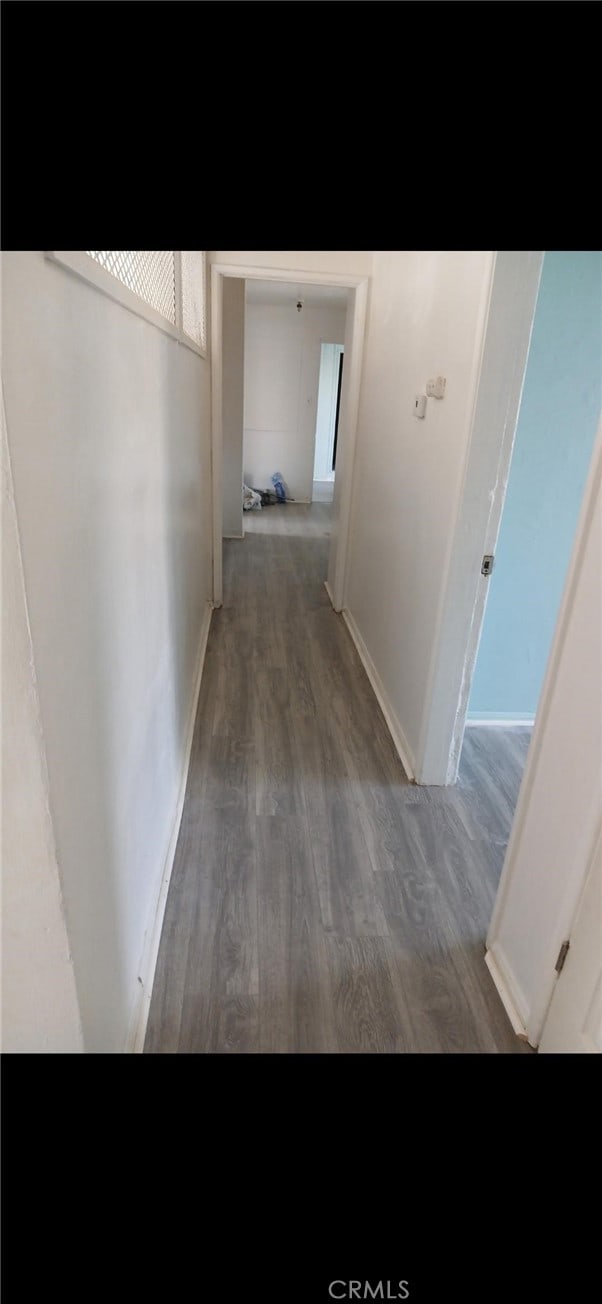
(469, 250, 602, 720)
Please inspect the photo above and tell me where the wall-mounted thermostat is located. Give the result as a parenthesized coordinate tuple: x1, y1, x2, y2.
(414, 394, 427, 419)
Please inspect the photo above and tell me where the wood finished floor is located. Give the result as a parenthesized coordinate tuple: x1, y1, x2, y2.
(145, 504, 533, 1054)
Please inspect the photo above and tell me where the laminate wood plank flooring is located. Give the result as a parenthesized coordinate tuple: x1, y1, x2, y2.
(145, 505, 533, 1053)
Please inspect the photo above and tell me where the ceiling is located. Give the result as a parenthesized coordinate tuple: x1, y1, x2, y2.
(245, 279, 349, 310)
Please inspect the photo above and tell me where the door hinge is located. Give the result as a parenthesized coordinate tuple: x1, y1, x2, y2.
(555, 940, 570, 974)
(481, 555, 495, 577)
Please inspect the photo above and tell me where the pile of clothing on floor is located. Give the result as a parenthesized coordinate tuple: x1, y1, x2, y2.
(243, 472, 291, 511)
(243, 484, 263, 511)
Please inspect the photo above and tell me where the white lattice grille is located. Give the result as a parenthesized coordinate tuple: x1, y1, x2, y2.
(86, 251, 176, 323)
(181, 250, 206, 349)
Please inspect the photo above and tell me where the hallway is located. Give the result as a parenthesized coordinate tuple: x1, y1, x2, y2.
(145, 505, 532, 1053)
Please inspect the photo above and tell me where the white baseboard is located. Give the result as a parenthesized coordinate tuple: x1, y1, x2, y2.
(466, 714, 535, 727)
(341, 606, 416, 783)
(312, 480, 335, 504)
(126, 600, 213, 1054)
(223, 533, 244, 540)
(485, 947, 531, 1042)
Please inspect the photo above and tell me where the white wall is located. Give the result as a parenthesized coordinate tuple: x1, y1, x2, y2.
(487, 425, 602, 1045)
(210, 251, 373, 278)
(343, 250, 495, 777)
(2, 404, 84, 1053)
(244, 302, 346, 503)
(2, 251, 212, 1052)
(222, 278, 245, 537)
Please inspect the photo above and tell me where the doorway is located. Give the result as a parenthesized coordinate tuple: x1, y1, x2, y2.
(464, 251, 601, 736)
(448, 250, 601, 1050)
(210, 262, 368, 614)
(449, 250, 602, 874)
(415, 250, 601, 788)
(241, 284, 347, 514)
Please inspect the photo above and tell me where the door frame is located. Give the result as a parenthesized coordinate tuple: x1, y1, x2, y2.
(538, 821, 602, 1053)
(210, 261, 368, 610)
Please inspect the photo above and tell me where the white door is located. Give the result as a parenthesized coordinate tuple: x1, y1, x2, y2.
(539, 825, 602, 1054)
(313, 342, 344, 495)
